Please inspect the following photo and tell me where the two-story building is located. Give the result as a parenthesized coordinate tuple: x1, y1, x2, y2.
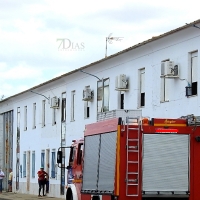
(0, 19, 200, 198)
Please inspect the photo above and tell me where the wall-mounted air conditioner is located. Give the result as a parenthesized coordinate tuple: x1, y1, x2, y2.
(51, 96, 60, 108)
(161, 61, 179, 77)
(115, 74, 129, 91)
(83, 88, 93, 101)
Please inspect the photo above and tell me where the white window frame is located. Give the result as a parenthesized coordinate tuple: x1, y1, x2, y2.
(61, 93, 66, 122)
(32, 151, 35, 178)
(51, 150, 56, 178)
(97, 78, 109, 112)
(118, 91, 124, 109)
(41, 150, 45, 168)
(84, 101, 90, 119)
(138, 68, 145, 107)
(17, 107, 20, 136)
(189, 51, 198, 96)
(52, 108, 56, 125)
(42, 100, 45, 127)
(160, 60, 170, 102)
(17, 107, 20, 128)
(23, 152, 26, 177)
(33, 103, 36, 129)
(71, 91, 75, 121)
(84, 86, 90, 119)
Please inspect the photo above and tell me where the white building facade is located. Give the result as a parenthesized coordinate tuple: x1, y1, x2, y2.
(1, 19, 200, 198)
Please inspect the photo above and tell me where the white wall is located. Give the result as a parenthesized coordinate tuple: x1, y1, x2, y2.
(0, 114, 3, 169)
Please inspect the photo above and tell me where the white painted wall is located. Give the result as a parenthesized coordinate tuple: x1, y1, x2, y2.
(0, 114, 3, 169)
(12, 82, 68, 197)
(0, 24, 200, 198)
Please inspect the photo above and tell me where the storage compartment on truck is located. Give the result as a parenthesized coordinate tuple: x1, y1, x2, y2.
(142, 134, 189, 195)
(82, 131, 117, 194)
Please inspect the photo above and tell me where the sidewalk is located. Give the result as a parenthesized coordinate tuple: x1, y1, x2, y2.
(0, 191, 64, 200)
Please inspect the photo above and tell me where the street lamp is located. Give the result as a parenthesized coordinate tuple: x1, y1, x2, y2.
(30, 91, 50, 103)
(79, 70, 104, 112)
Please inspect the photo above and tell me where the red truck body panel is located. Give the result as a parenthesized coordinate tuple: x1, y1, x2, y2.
(68, 117, 200, 200)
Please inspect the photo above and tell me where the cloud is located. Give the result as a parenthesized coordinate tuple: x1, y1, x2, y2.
(0, 0, 200, 98)
(0, 83, 31, 98)
(0, 62, 42, 80)
(0, 62, 7, 70)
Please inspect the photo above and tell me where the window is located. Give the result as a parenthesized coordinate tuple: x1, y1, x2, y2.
(20, 165, 22, 178)
(42, 100, 45, 127)
(33, 103, 36, 129)
(71, 91, 75, 121)
(32, 151, 35, 178)
(46, 149, 50, 174)
(51, 151, 56, 178)
(17, 107, 20, 129)
(161, 77, 170, 102)
(77, 143, 83, 165)
(61, 93, 66, 122)
(41, 151, 45, 168)
(52, 108, 56, 125)
(120, 92, 124, 109)
(161, 60, 170, 102)
(190, 51, 198, 95)
(97, 78, 109, 112)
(83, 86, 90, 118)
(23, 152, 26, 177)
(68, 146, 75, 165)
(84, 101, 90, 119)
(24, 106, 27, 131)
(17, 107, 20, 139)
(139, 68, 145, 107)
(118, 91, 124, 109)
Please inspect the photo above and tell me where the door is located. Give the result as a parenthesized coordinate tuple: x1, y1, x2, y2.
(27, 151, 30, 191)
(46, 149, 50, 174)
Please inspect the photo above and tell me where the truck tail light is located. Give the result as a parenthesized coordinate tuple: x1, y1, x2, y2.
(155, 128, 178, 133)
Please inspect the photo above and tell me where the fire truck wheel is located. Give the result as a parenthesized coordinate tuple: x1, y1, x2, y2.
(66, 188, 73, 200)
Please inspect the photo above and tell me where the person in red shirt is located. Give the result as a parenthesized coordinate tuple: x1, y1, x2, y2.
(37, 167, 48, 197)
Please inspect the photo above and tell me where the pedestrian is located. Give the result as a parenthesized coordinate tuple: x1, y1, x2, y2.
(45, 173, 49, 193)
(0, 168, 5, 194)
(37, 167, 48, 197)
(8, 168, 13, 192)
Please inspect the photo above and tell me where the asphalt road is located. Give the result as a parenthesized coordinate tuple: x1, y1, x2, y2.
(0, 191, 64, 200)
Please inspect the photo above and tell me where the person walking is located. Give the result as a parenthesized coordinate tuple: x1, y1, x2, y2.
(0, 168, 5, 194)
(37, 167, 48, 197)
(8, 168, 13, 192)
(45, 173, 49, 193)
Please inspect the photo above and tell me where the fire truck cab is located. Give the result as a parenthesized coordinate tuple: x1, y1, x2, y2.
(58, 110, 200, 200)
(57, 138, 84, 200)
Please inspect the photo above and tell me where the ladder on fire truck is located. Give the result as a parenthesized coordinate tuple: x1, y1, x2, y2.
(125, 116, 141, 197)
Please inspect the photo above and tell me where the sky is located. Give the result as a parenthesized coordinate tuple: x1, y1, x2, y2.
(0, 0, 200, 99)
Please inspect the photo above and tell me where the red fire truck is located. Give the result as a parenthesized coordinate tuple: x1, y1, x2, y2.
(57, 113, 200, 200)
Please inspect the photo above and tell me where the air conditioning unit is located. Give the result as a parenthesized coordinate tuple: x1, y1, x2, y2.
(161, 61, 179, 77)
(115, 74, 128, 91)
(83, 88, 93, 101)
(51, 96, 60, 108)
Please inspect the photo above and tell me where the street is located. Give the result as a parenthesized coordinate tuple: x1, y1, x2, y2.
(0, 191, 64, 200)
